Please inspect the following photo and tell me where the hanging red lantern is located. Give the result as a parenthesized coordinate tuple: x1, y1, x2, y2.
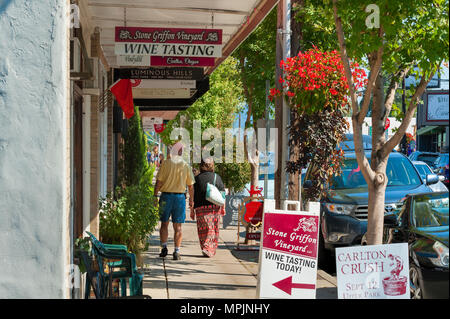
(154, 123, 165, 133)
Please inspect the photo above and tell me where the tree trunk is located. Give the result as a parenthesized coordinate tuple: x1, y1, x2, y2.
(366, 181, 387, 245)
(366, 72, 388, 245)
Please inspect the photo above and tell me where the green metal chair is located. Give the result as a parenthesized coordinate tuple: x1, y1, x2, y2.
(86, 232, 144, 298)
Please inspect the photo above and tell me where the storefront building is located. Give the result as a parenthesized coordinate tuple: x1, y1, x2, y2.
(415, 65, 449, 153)
(0, 0, 277, 298)
(416, 90, 449, 153)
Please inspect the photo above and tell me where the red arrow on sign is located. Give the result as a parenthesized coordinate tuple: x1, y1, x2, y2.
(272, 276, 316, 295)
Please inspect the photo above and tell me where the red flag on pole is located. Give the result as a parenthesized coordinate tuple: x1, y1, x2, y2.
(110, 79, 135, 119)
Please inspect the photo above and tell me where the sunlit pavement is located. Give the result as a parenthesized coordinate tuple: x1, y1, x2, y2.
(142, 216, 337, 299)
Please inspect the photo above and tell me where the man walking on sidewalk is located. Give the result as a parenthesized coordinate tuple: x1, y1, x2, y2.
(154, 142, 195, 260)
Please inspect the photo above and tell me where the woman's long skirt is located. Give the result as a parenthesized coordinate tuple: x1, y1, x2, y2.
(195, 205, 225, 257)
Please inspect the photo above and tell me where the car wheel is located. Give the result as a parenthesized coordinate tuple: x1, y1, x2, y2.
(318, 229, 333, 272)
(409, 265, 423, 299)
(361, 233, 368, 245)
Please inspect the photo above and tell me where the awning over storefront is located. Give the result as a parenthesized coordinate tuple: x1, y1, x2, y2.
(416, 125, 440, 135)
(85, 0, 278, 112)
(86, 0, 277, 73)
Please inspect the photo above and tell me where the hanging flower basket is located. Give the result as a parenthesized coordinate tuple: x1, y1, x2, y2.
(269, 46, 367, 113)
(269, 47, 368, 199)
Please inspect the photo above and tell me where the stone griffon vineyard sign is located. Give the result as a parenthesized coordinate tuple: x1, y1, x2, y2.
(115, 26, 223, 64)
(257, 200, 321, 299)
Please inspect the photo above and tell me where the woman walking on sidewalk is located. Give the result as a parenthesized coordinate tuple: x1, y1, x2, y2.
(191, 159, 225, 257)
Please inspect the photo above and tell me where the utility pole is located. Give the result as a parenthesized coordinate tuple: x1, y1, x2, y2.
(274, 0, 291, 209)
(400, 77, 407, 154)
(288, 0, 303, 209)
(264, 80, 270, 199)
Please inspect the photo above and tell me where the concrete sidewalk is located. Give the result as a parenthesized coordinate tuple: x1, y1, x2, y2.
(141, 218, 337, 299)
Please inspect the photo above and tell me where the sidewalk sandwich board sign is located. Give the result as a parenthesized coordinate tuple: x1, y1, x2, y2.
(336, 243, 410, 299)
(257, 200, 320, 299)
(224, 195, 245, 228)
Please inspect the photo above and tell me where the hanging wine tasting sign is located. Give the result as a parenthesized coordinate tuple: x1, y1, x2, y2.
(115, 26, 222, 58)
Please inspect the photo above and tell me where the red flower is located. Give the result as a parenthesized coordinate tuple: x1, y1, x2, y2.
(269, 47, 367, 113)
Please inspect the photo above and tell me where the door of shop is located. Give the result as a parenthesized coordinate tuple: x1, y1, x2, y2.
(73, 84, 83, 239)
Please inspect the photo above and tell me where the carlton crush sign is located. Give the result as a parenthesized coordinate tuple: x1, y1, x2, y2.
(336, 243, 410, 299)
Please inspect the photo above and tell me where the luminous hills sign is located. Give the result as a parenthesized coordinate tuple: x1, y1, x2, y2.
(117, 67, 204, 80)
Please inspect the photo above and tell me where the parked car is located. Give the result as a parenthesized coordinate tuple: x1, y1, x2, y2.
(433, 152, 449, 171)
(379, 192, 449, 299)
(303, 143, 440, 269)
(433, 153, 449, 189)
(412, 161, 448, 192)
(339, 134, 373, 151)
(409, 151, 440, 170)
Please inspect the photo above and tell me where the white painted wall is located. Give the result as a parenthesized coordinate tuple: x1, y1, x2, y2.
(0, 0, 70, 298)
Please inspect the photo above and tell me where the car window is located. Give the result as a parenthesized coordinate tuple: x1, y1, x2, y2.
(413, 194, 449, 228)
(386, 157, 422, 186)
(417, 154, 439, 166)
(397, 200, 410, 227)
(435, 154, 449, 167)
(414, 164, 431, 179)
(331, 156, 422, 189)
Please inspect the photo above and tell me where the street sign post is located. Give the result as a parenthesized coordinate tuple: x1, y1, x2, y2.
(257, 200, 320, 299)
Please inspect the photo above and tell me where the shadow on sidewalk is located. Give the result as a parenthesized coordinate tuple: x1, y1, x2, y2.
(229, 249, 259, 263)
(316, 287, 338, 299)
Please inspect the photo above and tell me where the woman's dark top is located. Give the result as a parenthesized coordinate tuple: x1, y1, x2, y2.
(194, 171, 225, 208)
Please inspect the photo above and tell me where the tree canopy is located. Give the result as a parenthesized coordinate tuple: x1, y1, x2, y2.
(233, 8, 277, 126)
(160, 57, 251, 192)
